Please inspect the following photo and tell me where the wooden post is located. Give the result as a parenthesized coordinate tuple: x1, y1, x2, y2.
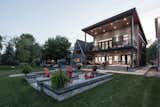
(84, 32, 87, 64)
(131, 15, 134, 67)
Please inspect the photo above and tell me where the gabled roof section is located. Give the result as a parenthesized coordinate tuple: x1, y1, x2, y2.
(82, 8, 147, 44)
(75, 39, 93, 54)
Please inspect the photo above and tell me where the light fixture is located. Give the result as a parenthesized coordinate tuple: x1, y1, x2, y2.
(94, 32, 97, 35)
(102, 29, 106, 32)
(126, 22, 129, 25)
(113, 26, 117, 29)
(123, 18, 127, 21)
(110, 23, 113, 25)
(91, 30, 94, 33)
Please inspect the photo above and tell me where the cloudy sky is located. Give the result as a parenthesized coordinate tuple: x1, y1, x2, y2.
(0, 0, 160, 46)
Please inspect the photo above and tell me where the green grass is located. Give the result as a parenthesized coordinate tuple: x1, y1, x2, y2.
(0, 68, 160, 107)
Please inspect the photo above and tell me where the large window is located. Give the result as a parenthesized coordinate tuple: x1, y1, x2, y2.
(105, 41, 108, 49)
(102, 42, 105, 49)
(97, 39, 112, 50)
(123, 34, 129, 45)
(95, 56, 105, 64)
(109, 40, 112, 48)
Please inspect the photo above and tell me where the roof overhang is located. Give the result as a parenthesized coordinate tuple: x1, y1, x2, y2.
(82, 8, 147, 44)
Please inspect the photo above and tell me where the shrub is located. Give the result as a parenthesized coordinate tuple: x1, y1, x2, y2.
(20, 63, 33, 74)
(51, 71, 69, 89)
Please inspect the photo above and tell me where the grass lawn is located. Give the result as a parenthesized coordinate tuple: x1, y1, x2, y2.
(0, 67, 160, 107)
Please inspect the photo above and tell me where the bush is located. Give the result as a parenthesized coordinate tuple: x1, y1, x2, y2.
(20, 63, 33, 74)
(51, 71, 69, 89)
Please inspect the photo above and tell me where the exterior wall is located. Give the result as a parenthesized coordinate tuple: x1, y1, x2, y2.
(135, 24, 147, 66)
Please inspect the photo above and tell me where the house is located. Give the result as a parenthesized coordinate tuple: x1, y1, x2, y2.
(155, 17, 160, 70)
(82, 8, 147, 67)
(72, 39, 93, 64)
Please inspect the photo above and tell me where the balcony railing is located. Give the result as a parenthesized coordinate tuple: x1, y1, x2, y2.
(92, 40, 132, 51)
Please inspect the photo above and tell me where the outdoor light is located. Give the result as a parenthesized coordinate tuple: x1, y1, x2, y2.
(110, 23, 113, 25)
(126, 22, 129, 25)
(102, 29, 106, 32)
(94, 32, 97, 35)
(113, 26, 117, 29)
(123, 18, 127, 21)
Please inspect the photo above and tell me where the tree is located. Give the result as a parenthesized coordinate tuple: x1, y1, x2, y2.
(1, 42, 15, 65)
(15, 33, 41, 63)
(146, 41, 157, 64)
(43, 36, 71, 62)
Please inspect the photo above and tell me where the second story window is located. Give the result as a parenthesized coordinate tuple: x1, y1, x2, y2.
(115, 35, 119, 42)
(123, 34, 129, 45)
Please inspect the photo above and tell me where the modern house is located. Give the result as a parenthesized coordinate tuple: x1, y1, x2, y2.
(81, 8, 147, 67)
(155, 17, 160, 70)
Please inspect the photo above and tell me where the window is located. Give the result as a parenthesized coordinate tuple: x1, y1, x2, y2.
(114, 56, 119, 62)
(102, 42, 105, 49)
(105, 41, 108, 49)
(115, 35, 119, 42)
(123, 34, 129, 45)
(108, 56, 112, 64)
(74, 58, 80, 63)
(109, 40, 112, 48)
(98, 42, 101, 48)
(95, 57, 98, 63)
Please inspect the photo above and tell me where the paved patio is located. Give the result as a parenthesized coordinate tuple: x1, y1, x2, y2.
(82, 66, 151, 76)
(146, 68, 160, 77)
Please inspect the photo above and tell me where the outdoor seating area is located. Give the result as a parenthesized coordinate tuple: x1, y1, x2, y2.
(25, 68, 112, 101)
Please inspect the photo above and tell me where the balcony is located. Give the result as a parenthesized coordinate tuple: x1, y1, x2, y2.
(92, 40, 132, 51)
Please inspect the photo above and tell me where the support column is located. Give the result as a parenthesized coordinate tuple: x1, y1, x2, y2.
(84, 32, 87, 64)
(84, 32, 87, 50)
(131, 15, 134, 67)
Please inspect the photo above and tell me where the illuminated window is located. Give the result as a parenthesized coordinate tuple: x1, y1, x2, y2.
(115, 35, 119, 42)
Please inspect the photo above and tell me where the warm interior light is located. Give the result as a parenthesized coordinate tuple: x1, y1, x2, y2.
(123, 18, 127, 21)
(94, 32, 97, 35)
(113, 26, 117, 29)
(91, 30, 94, 33)
(126, 22, 129, 25)
(110, 23, 113, 25)
(102, 29, 106, 32)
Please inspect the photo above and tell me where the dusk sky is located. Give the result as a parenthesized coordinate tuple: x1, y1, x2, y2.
(0, 0, 160, 46)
